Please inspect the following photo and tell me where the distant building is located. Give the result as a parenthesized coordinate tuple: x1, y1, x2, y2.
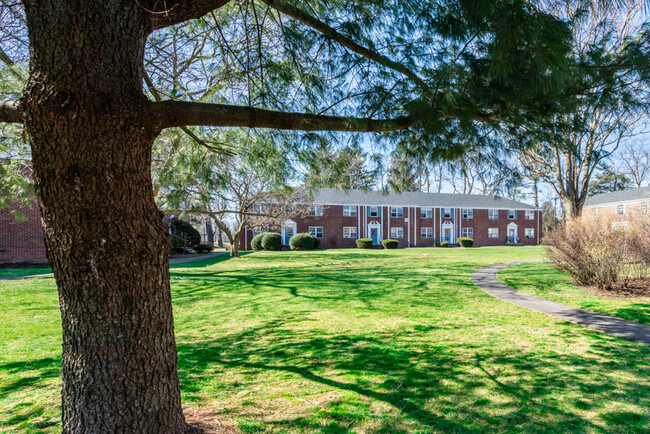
(241, 188, 541, 249)
(0, 200, 48, 265)
(583, 186, 650, 219)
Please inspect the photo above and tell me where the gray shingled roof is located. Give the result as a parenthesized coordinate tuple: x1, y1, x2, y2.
(584, 186, 650, 207)
(310, 188, 539, 210)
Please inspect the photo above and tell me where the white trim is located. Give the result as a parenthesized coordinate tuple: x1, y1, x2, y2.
(584, 197, 650, 208)
(507, 222, 518, 243)
(282, 220, 297, 245)
(414, 207, 418, 246)
(441, 221, 455, 244)
(368, 221, 382, 244)
(312, 202, 540, 211)
(358, 206, 361, 239)
(407, 207, 411, 246)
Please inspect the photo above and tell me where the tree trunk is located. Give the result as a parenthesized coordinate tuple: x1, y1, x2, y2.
(22, 2, 187, 432)
(562, 197, 581, 220)
(231, 231, 241, 258)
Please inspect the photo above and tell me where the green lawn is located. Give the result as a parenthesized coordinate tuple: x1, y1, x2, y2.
(0, 267, 51, 278)
(3, 247, 650, 433)
(499, 261, 650, 326)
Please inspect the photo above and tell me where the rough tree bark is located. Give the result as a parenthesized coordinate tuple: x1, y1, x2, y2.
(22, 2, 187, 432)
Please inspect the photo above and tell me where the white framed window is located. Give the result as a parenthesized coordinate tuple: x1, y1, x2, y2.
(343, 226, 357, 238)
(525, 228, 534, 238)
(642, 201, 649, 213)
(488, 228, 499, 239)
(442, 208, 452, 218)
(343, 206, 357, 217)
(309, 205, 323, 217)
(616, 204, 626, 216)
(525, 210, 535, 220)
(421, 227, 433, 238)
(462, 208, 473, 219)
(593, 207, 602, 216)
(309, 226, 323, 238)
(462, 227, 473, 238)
(488, 209, 499, 220)
(368, 206, 379, 217)
(391, 207, 403, 218)
(508, 210, 517, 219)
(391, 227, 404, 238)
(421, 208, 433, 218)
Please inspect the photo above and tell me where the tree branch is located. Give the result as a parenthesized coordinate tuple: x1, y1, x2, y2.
(145, 0, 233, 32)
(152, 100, 420, 132)
(0, 100, 22, 124)
(260, 0, 431, 95)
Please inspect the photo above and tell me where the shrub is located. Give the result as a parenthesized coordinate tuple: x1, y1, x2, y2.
(546, 215, 632, 290)
(194, 244, 213, 253)
(251, 232, 266, 251)
(169, 234, 184, 253)
(289, 233, 315, 250)
(356, 238, 373, 249)
(170, 218, 201, 248)
(313, 237, 321, 249)
(457, 237, 474, 247)
(261, 232, 282, 251)
(382, 239, 399, 249)
(440, 241, 449, 247)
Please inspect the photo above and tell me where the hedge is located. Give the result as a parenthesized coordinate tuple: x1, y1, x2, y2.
(194, 244, 213, 253)
(356, 238, 373, 249)
(440, 241, 449, 247)
(261, 232, 282, 251)
(170, 218, 201, 248)
(251, 232, 266, 251)
(457, 237, 474, 247)
(382, 239, 399, 249)
(169, 234, 184, 253)
(313, 237, 321, 249)
(289, 233, 315, 250)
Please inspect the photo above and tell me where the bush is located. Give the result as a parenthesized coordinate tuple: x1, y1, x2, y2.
(251, 232, 266, 251)
(289, 233, 315, 250)
(440, 241, 449, 247)
(457, 237, 474, 247)
(170, 218, 201, 248)
(313, 237, 321, 249)
(261, 232, 282, 251)
(356, 238, 373, 249)
(545, 214, 650, 290)
(382, 239, 399, 249)
(194, 244, 213, 253)
(169, 234, 185, 253)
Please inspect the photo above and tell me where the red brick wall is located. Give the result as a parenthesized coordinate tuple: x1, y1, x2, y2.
(0, 201, 48, 264)
(241, 205, 541, 249)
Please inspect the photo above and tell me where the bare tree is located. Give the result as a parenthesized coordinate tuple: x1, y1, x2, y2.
(517, 0, 650, 218)
(619, 139, 650, 188)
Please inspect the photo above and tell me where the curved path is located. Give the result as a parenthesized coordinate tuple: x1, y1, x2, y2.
(471, 260, 650, 345)
(0, 251, 227, 281)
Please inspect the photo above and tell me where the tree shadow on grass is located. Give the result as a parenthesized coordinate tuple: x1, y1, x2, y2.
(0, 356, 61, 431)
(177, 317, 650, 433)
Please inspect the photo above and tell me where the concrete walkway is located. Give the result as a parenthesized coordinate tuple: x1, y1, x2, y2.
(471, 260, 650, 345)
(0, 251, 228, 281)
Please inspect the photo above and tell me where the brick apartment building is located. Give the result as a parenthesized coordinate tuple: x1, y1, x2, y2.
(583, 186, 650, 219)
(0, 201, 48, 264)
(242, 188, 542, 249)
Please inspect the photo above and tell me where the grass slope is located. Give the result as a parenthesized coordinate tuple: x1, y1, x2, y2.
(499, 261, 650, 326)
(3, 247, 650, 433)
